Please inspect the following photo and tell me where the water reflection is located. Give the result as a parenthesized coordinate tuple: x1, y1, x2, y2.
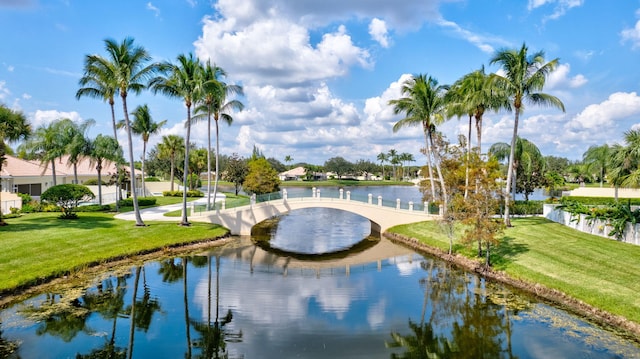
(0, 206, 638, 357)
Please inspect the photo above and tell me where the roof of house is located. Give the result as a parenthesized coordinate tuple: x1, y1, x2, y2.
(279, 166, 306, 177)
(1, 154, 118, 178)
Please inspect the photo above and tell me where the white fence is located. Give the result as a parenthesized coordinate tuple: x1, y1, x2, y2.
(543, 204, 640, 246)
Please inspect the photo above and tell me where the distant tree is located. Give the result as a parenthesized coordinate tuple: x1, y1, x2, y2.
(284, 155, 293, 168)
(489, 137, 545, 201)
(21, 119, 70, 186)
(266, 157, 286, 173)
(223, 153, 248, 195)
(251, 145, 265, 160)
(354, 159, 378, 178)
(303, 164, 324, 181)
(582, 144, 611, 188)
(88, 134, 123, 205)
(63, 118, 95, 184)
(189, 148, 208, 190)
(157, 135, 185, 191)
(41, 184, 96, 219)
(243, 158, 280, 195)
(544, 155, 571, 175)
(377, 152, 388, 180)
(324, 157, 353, 179)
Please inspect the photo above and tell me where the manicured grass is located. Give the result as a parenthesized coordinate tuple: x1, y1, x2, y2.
(164, 193, 250, 217)
(389, 216, 640, 325)
(0, 212, 228, 292)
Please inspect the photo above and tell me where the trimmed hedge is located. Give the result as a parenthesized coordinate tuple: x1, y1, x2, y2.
(561, 196, 640, 206)
(512, 200, 544, 215)
(118, 197, 157, 207)
(162, 190, 204, 198)
(76, 204, 112, 212)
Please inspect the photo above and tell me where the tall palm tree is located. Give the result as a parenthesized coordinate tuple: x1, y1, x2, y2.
(490, 43, 565, 226)
(193, 61, 244, 211)
(388, 148, 399, 180)
(150, 53, 203, 226)
(87, 37, 163, 226)
(88, 135, 122, 205)
(0, 105, 30, 226)
(158, 135, 185, 191)
(376, 152, 388, 180)
(77, 44, 123, 211)
(583, 144, 611, 188)
(118, 105, 166, 197)
(389, 74, 449, 211)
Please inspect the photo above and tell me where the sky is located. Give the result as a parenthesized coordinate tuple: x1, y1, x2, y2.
(1, 0, 640, 166)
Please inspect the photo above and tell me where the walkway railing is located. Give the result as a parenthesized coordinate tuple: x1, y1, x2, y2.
(201, 188, 441, 215)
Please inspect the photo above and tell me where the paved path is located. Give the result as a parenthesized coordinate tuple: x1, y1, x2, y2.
(114, 195, 225, 222)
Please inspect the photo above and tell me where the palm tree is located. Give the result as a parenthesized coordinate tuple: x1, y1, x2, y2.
(150, 53, 203, 226)
(0, 105, 30, 226)
(87, 37, 163, 226)
(284, 155, 293, 169)
(376, 152, 388, 180)
(389, 74, 449, 211)
(21, 119, 70, 186)
(62, 118, 95, 184)
(388, 148, 399, 180)
(88, 135, 123, 205)
(118, 105, 166, 197)
(158, 135, 184, 191)
(193, 61, 244, 211)
(489, 137, 544, 201)
(490, 43, 565, 226)
(583, 144, 611, 187)
(609, 130, 640, 200)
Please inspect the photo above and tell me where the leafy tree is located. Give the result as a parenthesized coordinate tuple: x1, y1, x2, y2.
(41, 184, 96, 219)
(118, 104, 166, 197)
(21, 119, 71, 186)
(223, 153, 248, 195)
(489, 137, 545, 201)
(583, 144, 611, 187)
(0, 105, 30, 226)
(376, 152, 388, 180)
(266, 157, 286, 173)
(150, 53, 202, 226)
(243, 158, 280, 195)
(390, 74, 449, 210)
(490, 43, 565, 225)
(157, 135, 185, 191)
(323, 156, 353, 179)
(188, 148, 208, 190)
(354, 159, 378, 178)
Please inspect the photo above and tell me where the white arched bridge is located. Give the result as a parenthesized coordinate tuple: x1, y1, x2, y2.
(189, 188, 441, 236)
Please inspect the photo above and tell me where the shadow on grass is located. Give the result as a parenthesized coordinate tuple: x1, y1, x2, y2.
(491, 235, 529, 270)
(1, 213, 117, 233)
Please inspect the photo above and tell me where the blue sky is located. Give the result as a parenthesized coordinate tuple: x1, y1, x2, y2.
(1, 0, 640, 166)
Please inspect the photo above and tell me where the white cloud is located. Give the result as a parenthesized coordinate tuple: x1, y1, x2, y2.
(0, 81, 10, 101)
(369, 18, 390, 48)
(31, 110, 83, 129)
(621, 20, 640, 50)
(529, 0, 584, 21)
(567, 92, 640, 131)
(546, 63, 587, 89)
(146, 2, 161, 17)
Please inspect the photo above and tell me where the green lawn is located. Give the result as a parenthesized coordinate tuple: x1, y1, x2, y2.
(0, 212, 228, 292)
(389, 216, 640, 325)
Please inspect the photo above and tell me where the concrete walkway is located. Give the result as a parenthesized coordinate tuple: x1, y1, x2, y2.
(114, 194, 225, 222)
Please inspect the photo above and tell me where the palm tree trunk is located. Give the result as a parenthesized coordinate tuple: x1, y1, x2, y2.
(475, 114, 483, 155)
(141, 141, 147, 198)
(206, 111, 212, 211)
(213, 118, 220, 212)
(97, 164, 103, 206)
(429, 131, 448, 214)
(122, 96, 145, 226)
(423, 128, 437, 201)
(504, 110, 520, 227)
(464, 114, 472, 199)
(170, 155, 175, 191)
(110, 100, 121, 212)
(181, 107, 192, 226)
(51, 159, 57, 186)
(73, 163, 78, 184)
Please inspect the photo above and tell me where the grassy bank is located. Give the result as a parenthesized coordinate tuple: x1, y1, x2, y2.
(388, 217, 640, 329)
(0, 212, 228, 292)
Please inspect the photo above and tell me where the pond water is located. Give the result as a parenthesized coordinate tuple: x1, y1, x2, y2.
(0, 186, 637, 358)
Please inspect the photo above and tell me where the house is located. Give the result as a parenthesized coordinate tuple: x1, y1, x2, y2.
(0, 154, 122, 211)
(278, 166, 307, 181)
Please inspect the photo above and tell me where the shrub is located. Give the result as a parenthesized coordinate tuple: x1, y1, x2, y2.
(17, 193, 32, 205)
(41, 184, 95, 219)
(512, 200, 544, 215)
(162, 190, 204, 198)
(118, 197, 157, 207)
(76, 204, 112, 212)
(145, 177, 161, 182)
(83, 179, 107, 185)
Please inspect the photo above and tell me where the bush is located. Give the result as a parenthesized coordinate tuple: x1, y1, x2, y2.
(561, 196, 640, 206)
(76, 204, 112, 212)
(41, 184, 95, 219)
(512, 200, 544, 215)
(17, 193, 32, 205)
(118, 197, 157, 207)
(83, 179, 107, 185)
(162, 190, 204, 198)
(145, 177, 161, 182)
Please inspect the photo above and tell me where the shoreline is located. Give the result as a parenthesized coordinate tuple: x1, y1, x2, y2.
(383, 231, 640, 342)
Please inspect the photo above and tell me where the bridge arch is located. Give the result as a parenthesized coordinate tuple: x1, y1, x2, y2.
(195, 196, 437, 236)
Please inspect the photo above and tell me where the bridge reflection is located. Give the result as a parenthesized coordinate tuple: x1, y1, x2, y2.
(208, 237, 420, 277)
